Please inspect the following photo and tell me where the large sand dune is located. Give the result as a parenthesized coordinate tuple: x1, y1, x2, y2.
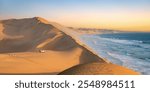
(0, 17, 139, 74)
(59, 62, 139, 75)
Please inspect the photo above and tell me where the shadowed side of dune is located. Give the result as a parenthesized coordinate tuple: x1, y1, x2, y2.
(0, 17, 105, 63)
(59, 62, 139, 75)
(0, 17, 62, 53)
(0, 17, 105, 74)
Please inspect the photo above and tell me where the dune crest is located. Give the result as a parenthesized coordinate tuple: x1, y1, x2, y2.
(34, 17, 50, 24)
(0, 17, 139, 75)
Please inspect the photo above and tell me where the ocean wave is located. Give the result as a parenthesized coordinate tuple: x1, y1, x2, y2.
(97, 37, 150, 49)
(107, 52, 150, 74)
(80, 34, 150, 74)
(99, 37, 143, 45)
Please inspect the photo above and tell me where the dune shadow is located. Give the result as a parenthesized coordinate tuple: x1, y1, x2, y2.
(0, 19, 63, 53)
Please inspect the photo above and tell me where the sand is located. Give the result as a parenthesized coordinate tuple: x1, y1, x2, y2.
(0, 17, 139, 75)
(59, 62, 139, 75)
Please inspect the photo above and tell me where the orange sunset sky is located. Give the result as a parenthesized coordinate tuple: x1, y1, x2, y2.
(0, 0, 150, 31)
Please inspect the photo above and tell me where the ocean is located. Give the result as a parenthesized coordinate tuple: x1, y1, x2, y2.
(80, 32, 150, 74)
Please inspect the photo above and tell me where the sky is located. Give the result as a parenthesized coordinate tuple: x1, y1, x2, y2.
(0, 0, 150, 31)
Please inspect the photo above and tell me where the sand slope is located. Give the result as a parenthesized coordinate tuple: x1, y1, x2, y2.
(0, 17, 103, 74)
(0, 17, 139, 74)
(59, 62, 139, 75)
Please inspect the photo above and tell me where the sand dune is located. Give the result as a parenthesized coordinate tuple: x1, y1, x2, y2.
(59, 62, 139, 75)
(0, 17, 139, 74)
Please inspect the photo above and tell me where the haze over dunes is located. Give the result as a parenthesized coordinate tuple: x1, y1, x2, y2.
(0, 17, 139, 75)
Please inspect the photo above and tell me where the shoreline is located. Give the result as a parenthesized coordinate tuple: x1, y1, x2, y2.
(79, 32, 150, 74)
(49, 21, 140, 74)
(50, 22, 110, 63)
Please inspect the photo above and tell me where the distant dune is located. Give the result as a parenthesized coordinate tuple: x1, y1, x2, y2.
(0, 17, 139, 74)
(67, 27, 120, 34)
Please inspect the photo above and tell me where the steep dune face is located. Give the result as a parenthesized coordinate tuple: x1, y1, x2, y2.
(0, 17, 103, 74)
(0, 17, 61, 53)
(59, 62, 139, 75)
(0, 17, 102, 60)
(0, 17, 101, 62)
